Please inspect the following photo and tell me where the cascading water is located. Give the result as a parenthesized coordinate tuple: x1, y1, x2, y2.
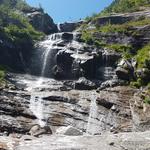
(86, 91, 99, 135)
(29, 33, 64, 127)
(28, 31, 116, 129)
(38, 34, 62, 77)
(30, 95, 46, 127)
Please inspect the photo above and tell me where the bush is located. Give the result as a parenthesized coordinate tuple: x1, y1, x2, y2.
(136, 43, 150, 68)
(81, 30, 94, 44)
(144, 96, 150, 104)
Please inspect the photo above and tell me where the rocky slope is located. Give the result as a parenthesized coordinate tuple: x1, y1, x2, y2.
(0, 0, 150, 150)
(0, 74, 136, 135)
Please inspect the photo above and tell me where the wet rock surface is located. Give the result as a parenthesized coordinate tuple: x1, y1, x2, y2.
(0, 73, 136, 136)
(1, 131, 150, 150)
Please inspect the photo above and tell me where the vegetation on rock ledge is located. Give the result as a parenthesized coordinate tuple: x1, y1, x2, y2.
(0, 0, 45, 49)
(81, 0, 150, 89)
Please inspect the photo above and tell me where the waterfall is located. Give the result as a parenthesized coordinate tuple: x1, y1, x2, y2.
(86, 91, 99, 135)
(30, 95, 46, 127)
(38, 34, 62, 77)
(99, 50, 116, 81)
(28, 33, 64, 127)
(57, 23, 61, 32)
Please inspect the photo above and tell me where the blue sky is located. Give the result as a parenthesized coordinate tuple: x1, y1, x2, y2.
(26, 0, 113, 23)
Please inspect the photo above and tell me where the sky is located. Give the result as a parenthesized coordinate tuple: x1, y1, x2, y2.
(26, 0, 113, 23)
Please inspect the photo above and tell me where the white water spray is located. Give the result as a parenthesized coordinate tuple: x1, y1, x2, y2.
(86, 91, 99, 135)
(38, 34, 62, 77)
(28, 33, 63, 127)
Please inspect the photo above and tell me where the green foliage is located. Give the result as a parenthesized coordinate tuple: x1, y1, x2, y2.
(0, 1, 44, 45)
(15, 0, 30, 11)
(130, 78, 144, 88)
(144, 96, 150, 104)
(101, 0, 150, 15)
(136, 43, 150, 68)
(97, 17, 150, 34)
(0, 0, 44, 80)
(107, 44, 128, 52)
(0, 0, 30, 10)
(81, 30, 94, 44)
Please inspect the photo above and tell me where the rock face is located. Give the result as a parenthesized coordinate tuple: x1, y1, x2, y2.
(130, 91, 150, 132)
(24, 8, 58, 34)
(31, 31, 121, 80)
(0, 29, 33, 72)
(91, 10, 150, 26)
(116, 59, 135, 81)
(0, 74, 136, 135)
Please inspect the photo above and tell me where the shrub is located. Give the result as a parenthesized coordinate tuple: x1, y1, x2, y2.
(101, 0, 150, 15)
(136, 43, 150, 68)
(144, 96, 150, 104)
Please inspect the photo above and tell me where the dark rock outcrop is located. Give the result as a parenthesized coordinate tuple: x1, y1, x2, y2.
(48, 34, 121, 80)
(130, 91, 150, 132)
(0, 31, 33, 72)
(116, 59, 135, 81)
(58, 21, 83, 32)
(29, 125, 52, 137)
(91, 10, 150, 27)
(25, 9, 58, 34)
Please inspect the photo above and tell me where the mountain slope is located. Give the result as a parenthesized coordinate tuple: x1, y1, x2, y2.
(102, 0, 150, 14)
(80, 0, 150, 89)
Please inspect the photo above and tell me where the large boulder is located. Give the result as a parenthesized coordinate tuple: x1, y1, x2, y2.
(61, 32, 73, 41)
(56, 126, 83, 136)
(58, 21, 83, 32)
(54, 49, 74, 78)
(29, 125, 52, 137)
(116, 59, 135, 81)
